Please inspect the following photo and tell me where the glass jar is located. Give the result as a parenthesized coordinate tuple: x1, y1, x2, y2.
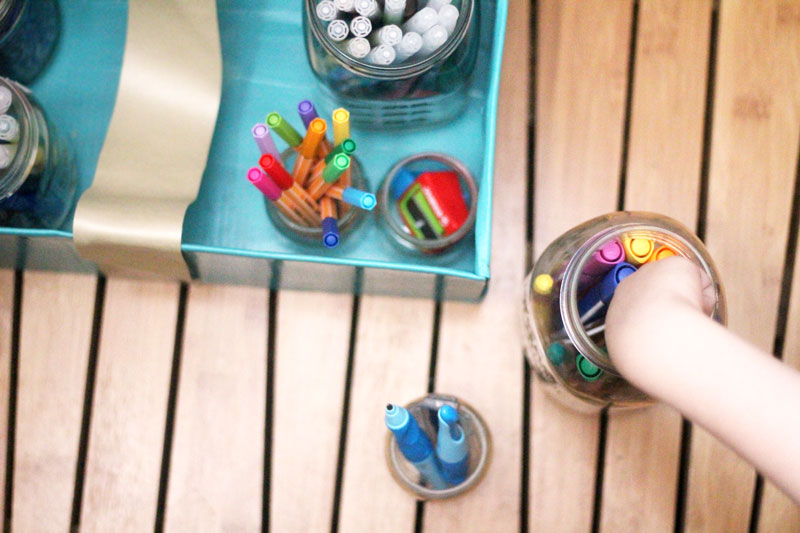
(0, 77, 76, 229)
(521, 212, 727, 412)
(0, 0, 61, 84)
(302, 0, 480, 128)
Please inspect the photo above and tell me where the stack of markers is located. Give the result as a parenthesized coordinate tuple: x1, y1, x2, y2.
(0, 86, 19, 171)
(315, 0, 462, 65)
(247, 100, 377, 248)
(533, 235, 677, 382)
(385, 403, 469, 489)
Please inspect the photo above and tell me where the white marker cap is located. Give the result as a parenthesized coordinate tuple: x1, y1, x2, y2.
(0, 115, 19, 143)
(0, 144, 16, 170)
(334, 0, 355, 12)
(350, 15, 372, 38)
(370, 24, 403, 46)
(393, 31, 423, 62)
(383, 0, 406, 25)
(367, 44, 396, 66)
(0, 87, 11, 115)
(327, 19, 350, 41)
(438, 4, 459, 35)
(316, 0, 339, 21)
(427, 0, 451, 10)
(418, 24, 448, 56)
(403, 7, 438, 34)
(346, 37, 371, 59)
(354, 0, 380, 19)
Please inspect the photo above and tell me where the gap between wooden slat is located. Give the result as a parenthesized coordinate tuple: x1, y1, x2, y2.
(2, 271, 21, 533)
(262, 289, 276, 532)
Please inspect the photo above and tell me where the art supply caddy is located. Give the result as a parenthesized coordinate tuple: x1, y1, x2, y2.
(0, 0, 509, 302)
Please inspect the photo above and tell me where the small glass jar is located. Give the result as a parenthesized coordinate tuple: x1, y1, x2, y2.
(385, 393, 490, 500)
(377, 152, 477, 254)
(302, 0, 480, 128)
(0, 77, 76, 229)
(521, 212, 727, 412)
(264, 149, 368, 246)
(0, 0, 61, 84)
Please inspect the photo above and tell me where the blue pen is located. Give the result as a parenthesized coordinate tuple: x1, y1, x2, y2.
(435, 405, 469, 485)
(577, 262, 637, 323)
(385, 404, 447, 490)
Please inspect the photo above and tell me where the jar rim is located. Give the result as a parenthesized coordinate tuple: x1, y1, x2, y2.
(0, 77, 38, 200)
(304, 0, 475, 80)
(0, 0, 25, 47)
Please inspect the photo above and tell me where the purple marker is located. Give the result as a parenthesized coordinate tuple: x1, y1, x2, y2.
(579, 238, 625, 288)
(297, 99, 319, 129)
(247, 167, 281, 200)
(252, 123, 282, 162)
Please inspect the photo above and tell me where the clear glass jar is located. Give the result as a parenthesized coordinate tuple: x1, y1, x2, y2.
(0, 77, 76, 229)
(302, 0, 480, 128)
(521, 212, 727, 412)
(0, 0, 61, 84)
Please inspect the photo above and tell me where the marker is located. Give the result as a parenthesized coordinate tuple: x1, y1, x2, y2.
(426, 0, 451, 10)
(403, 7, 438, 34)
(331, 108, 350, 146)
(383, 0, 406, 25)
(622, 236, 655, 266)
(350, 16, 372, 38)
(418, 24, 448, 57)
(577, 262, 636, 323)
(0, 143, 16, 170)
(344, 37, 371, 59)
(297, 99, 319, 129)
(307, 154, 350, 200)
(334, 0, 355, 12)
(325, 138, 357, 163)
(576, 354, 603, 382)
(247, 168, 308, 225)
(320, 196, 340, 248)
(438, 4, 459, 35)
(266, 112, 302, 149)
(647, 245, 677, 263)
(367, 44, 396, 65)
(579, 238, 625, 287)
(355, 0, 381, 20)
(436, 405, 469, 485)
(370, 24, 403, 47)
(394, 31, 423, 62)
(327, 19, 350, 42)
(316, 0, 338, 21)
(259, 154, 321, 222)
(546, 343, 566, 365)
(0, 87, 11, 115)
(293, 117, 327, 184)
(0, 115, 19, 143)
(252, 123, 283, 162)
(533, 273, 554, 296)
(385, 404, 447, 490)
(325, 185, 376, 210)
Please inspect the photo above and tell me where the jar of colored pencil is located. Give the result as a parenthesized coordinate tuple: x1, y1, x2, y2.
(521, 212, 727, 412)
(0, 77, 77, 229)
(302, 0, 480, 128)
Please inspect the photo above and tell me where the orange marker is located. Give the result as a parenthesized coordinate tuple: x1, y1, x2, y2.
(622, 236, 655, 266)
(307, 154, 350, 200)
(647, 245, 677, 263)
(292, 118, 327, 184)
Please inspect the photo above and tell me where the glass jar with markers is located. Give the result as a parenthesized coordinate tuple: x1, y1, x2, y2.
(521, 212, 727, 412)
(303, 0, 480, 128)
(0, 77, 76, 229)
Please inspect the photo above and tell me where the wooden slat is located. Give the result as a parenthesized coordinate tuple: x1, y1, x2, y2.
(270, 291, 352, 532)
(532, 1, 633, 531)
(601, 1, 712, 531)
(81, 279, 180, 531)
(0, 271, 13, 516)
(687, 1, 800, 530)
(423, 0, 529, 528)
(12, 272, 96, 529)
(164, 284, 267, 531)
(337, 296, 435, 532)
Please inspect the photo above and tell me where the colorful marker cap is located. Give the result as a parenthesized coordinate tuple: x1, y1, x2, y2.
(385, 404, 434, 463)
(301, 118, 327, 158)
(390, 168, 417, 200)
(332, 108, 350, 145)
(322, 154, 350, 183)
(546, 343, 565, 365)
(533, 274, 554, 296)
(325, 138, 357, 163)
(599, 262, 637, 304)
(623, 237, 655, 265)
(322, 217, 340, 248)
(259, 154, 294, 190)
(576, 354, 603, 381)
(650, 245, 677, 262)
(297, 99, 318, 128)
(246, 167, 281, 201)
(342, 187, 376, 210)
(266, 112, 302, 147)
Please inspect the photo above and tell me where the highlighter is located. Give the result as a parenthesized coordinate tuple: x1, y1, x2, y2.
(579, 238, 625, 288)
(385, 404, 447, 490)
(435, 405, 469, 485)
(577, 262, 637, 323)
(647, 244, 677, 263)
(622, 236, 655, 266)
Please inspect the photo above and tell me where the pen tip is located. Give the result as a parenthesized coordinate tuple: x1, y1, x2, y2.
(386, 403, 394, 411)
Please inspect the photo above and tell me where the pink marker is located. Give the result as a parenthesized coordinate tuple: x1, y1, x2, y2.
(579, 238, 625, 288)
(247, 167, 281, 200)
(252, 123, 282, 162)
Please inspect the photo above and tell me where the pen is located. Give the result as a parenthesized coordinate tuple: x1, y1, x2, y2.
(403, 7, 438, 34)
(579, 238, 625, 288)
(297, 99, 319, 129)
(252, 123, 283, 162)
(438, 4, 459, 35)
(266, 112, 303, 150)
(350, 16, 373, 38)
(385, 404, 447, 490)
(622, 236, 655, 266)
(418, 25, 448, 57)
(259, 154, 322, 223)
(324, 185, 376, 210)
(343, 37, 371, 59)
(0, 115, 19, 143)
(0, 87, 11, 115)
(394, 31, 423, 63)
(307, 154, 350, 200)
(327, 19, 350, 42)
(646, 244, 677, 262)
(383, 0, 406, 25)
(292, 117, 327, 185)
(435, 405, 469, 485)
(316, 0, 338, 22)
(577, 262, 637, 323)
(367, 44, 396, 65)
(320, 196, 340, 248)
(369, 24, 403, 47)
(247, 167, 310, 225)
(332, 109, 350, 147)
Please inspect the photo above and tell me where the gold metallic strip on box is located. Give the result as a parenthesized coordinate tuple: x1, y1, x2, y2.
(74, 0, 222, 280)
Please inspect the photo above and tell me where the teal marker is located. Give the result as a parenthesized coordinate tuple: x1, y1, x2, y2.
(385, 404, 447, 489)
(435, 405, 469, 485)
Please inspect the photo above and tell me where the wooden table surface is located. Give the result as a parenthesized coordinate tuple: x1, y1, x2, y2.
(2, 1, 800, 531)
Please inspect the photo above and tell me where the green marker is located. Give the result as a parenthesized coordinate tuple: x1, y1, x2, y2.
(576, 354, 603, 382)
(325, 138, 357, 163)
(266, 112, 302, 147)
(322, 154, 350, 184)
(546, 343, 566, 365)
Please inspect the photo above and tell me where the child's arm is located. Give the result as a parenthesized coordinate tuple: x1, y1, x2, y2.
(605, 257, 800, 504)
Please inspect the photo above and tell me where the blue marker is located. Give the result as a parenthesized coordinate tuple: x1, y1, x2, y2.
(385, 404, 447, 489)
(577, 262, 637, 323)
(435, 405, 469, 485)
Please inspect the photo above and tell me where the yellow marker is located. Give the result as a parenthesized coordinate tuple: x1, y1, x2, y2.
(622, 237, 654, 266)
(647, 245, 677, 263)
(332, 108, 350, 146)
(533, 274, 554, 296)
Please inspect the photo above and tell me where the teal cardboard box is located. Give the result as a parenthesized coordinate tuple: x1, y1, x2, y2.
(0, 0, 508, 301)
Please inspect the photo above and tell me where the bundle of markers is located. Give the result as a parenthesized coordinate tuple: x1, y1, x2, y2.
(534, 236, 677, 381)
(315, 0, 462, 65)
(385, 402, 468, 489)
(0, 86, 19, 170)
(247, 100, 376, 248)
